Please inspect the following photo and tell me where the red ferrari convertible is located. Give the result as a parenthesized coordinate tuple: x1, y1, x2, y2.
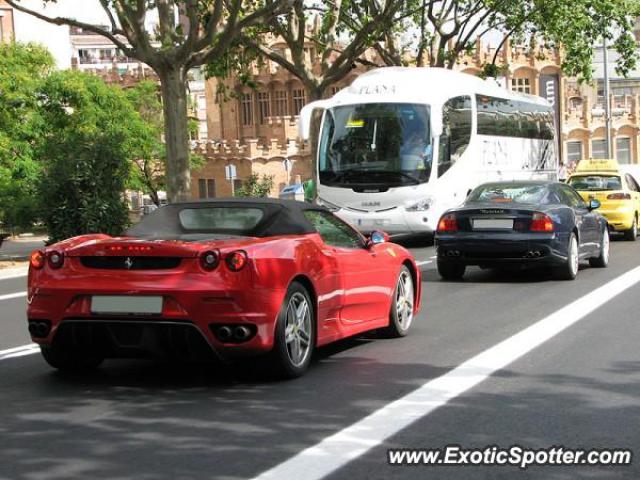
(27, 199, 421, 378)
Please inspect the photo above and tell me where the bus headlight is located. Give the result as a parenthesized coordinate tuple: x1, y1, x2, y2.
(316, 197, 341, 212)
(406, 197, 433, 211)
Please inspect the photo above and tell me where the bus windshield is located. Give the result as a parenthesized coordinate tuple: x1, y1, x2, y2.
(318, 103, 432, 187)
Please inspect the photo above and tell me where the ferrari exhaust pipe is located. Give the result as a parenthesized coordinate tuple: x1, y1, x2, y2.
(216, 326, 233, 342)
(28, 321, 50, 338)
(234, 326, 251, 341)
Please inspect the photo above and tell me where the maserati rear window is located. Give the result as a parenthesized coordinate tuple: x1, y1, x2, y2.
(468, 184, 548, 204)
(179, 207, 264, 231)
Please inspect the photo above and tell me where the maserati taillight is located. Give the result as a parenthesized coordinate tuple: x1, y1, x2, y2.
(437, 213, 458, 232)
(530, 212, 554, 232)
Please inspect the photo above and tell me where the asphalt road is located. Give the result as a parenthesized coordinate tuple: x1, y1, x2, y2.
(0, 236, 638, 480)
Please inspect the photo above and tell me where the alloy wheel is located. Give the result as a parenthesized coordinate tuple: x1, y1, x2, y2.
(395, 269, 414, 331)
(569, 236, 579, 276)
(602, 229, 610, 263)
(284, 292, 312, 367)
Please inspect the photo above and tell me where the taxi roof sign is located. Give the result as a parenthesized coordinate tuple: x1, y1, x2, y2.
(574, 159, 620, 173)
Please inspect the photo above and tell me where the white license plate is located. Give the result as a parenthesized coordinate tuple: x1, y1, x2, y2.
(91, 296, 163, 315)
(357, 218, 390, 226)
(472, 218, 514, 230)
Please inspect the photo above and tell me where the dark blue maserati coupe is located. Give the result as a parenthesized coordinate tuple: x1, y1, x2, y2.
(435, 181, 609, 280)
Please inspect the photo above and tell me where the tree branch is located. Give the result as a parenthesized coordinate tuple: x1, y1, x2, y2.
(5, 0, 134, 56)
(98, 0, 124, 35)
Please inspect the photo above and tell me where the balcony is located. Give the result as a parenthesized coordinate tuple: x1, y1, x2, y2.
(78, 55, 138, 65)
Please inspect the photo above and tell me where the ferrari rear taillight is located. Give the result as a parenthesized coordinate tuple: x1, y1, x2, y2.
(607, 193, 631, 200)
(30, 250, 45, 270)
(200, 250, 220, 271)
(48, 251, 64, 269)
(530, 212, 554, 232)
(437, 213, 458, 232)
(225, 250, 248, 272)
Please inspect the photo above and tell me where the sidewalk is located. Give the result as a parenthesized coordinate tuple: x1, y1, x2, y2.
(0, 236, 48, 261)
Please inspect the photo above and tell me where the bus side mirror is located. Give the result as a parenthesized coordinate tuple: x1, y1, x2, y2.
(299, 101, 329, 140)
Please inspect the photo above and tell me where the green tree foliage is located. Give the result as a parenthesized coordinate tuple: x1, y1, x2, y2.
(37, 71, 152, 242)
(124, 81, 166, 206)
(208, 0, 405, 100)
(235, 173, 275, 198)
(385, 0, 640, 81)
(0, 43, 54, 231)
(6, 0, 289, 203)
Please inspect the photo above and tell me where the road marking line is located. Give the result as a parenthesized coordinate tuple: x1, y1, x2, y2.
(253, 266, 640, 480)
(0, 272, 28, 281)
(0, 343, 39, 361)
(0, 291, 27, 302)
(0, 266, 29, 280)
(415, 260, 432, 266)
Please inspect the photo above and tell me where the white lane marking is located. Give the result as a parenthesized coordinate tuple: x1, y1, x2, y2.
(0, 272, 28, 281)
(0, 266, 29, 280)
(253, 266, 640, 480)
(0, 291, 27, 302)
(0, 343, 39, 361)
(415, 260, 432, 266)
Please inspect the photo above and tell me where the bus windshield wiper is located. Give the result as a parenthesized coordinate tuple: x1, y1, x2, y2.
(374, 171, 421, 185)
(329, 170, 362, 183)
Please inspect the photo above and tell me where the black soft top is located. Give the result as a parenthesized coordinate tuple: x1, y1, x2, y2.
(126, 198, 326, 240)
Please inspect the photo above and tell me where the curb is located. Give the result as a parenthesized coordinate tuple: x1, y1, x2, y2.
(0, 255, 29, 262)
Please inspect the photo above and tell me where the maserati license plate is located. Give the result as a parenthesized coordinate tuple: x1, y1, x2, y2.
(472, 218, 514, 230)
(90, 295, 163, 315)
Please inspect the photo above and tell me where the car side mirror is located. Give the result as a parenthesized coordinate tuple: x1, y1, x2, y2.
(588, 199, 601, 211)
(367, 230, 389, 248)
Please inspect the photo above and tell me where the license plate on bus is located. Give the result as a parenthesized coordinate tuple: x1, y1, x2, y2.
(472, 218, 514, 230)
(357, 218, 390, 226)
(91, 296, 163, 315)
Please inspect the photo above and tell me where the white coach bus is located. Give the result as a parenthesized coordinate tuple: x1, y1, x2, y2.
(299, 67, 558, 235)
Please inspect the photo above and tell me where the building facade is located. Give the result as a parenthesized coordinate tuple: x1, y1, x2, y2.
(561, 44, 640, 167)
(193, 37, 372, 199)
(0, 1, 14, 43)
(194, 35, 640, 201)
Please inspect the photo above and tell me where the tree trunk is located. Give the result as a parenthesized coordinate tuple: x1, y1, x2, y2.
(158, 66, 191, 203)
(307, 84, 326, 102)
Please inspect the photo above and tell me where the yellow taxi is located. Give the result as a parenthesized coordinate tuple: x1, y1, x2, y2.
(567, 159, 640, 240)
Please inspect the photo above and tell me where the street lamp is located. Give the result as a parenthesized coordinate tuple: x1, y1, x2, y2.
(602, 30, 612, 159)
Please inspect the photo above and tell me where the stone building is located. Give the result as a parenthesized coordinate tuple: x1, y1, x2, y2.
(562, 46, 640, 166)
(195, 30, 640, 200)
(193, 39, 566, 199)
(193, 36, 374, 199)
(191, 139, 311, 199)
